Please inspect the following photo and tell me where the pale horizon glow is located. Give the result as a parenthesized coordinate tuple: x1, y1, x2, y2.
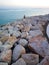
(0, 0, 49, 8)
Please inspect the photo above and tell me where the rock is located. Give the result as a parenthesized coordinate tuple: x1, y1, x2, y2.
(22, 54, 39, 65)
(16, 24, 24, 30)
(5, 36, 18, 47)
(0, 45, 12, 52)
(0, 41, 2, 46)
(8, 25, 13, 34)
(0, 49, 12, 63)
(13, 31, 21, 37)
(46, 24, 49, 38)
(18, 39, 28, 47)
(0, 36, 9, 43)
(23, 24, 31, 32)
(29, 30, 43, 37)
(12, 45, 26, 61)
(0, 62, 8, 65)
(21, 32, 28, 38)
(28, 35, 49, 57)
(12, 58, 26, 65)
(37, 56, 49, 65)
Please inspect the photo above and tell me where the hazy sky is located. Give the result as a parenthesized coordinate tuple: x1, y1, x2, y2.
(0, 0, 49, 7)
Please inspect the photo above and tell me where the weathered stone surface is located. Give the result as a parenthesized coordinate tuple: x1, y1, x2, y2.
(29, 30, 43, 37)
(5, 36, 18, 47)
(28, 35, 49, 57)
(46, 24, 49, 38)
(0, 36, 9, 43)
(23, 24, 31, 32)
(0, 41, 2, 46)
(18, 39, 28, 47)
(0, 62, 8, 65)
(13, 31, 21, 37)
(12, 58, 26, 65)
(37, 56, 49, 65)
(21, 32, 28, 38)
(0, 45, 12, 52)
(12, 45, 26, 61)
(0, 49, 12, 63)
(22, 54, 39, 65)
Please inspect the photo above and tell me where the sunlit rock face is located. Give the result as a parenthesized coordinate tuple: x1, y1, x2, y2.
(46, 24, 49, 38)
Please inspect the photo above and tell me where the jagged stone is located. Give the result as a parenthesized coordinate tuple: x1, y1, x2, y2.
(12, 45, 26, 61)
(22, 54, 39, 65)
(28, 35, 49, 57)
(12, 58, 26, 65)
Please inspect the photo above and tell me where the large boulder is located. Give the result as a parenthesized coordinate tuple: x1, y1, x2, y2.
(12, 45, 26, 61)
(37, 56, 49, 65)
(12, 58, 26, 65)
(28, 35, 49, 57)
(29, 30, 43, 37)
(0, 49, 12, 63)
(5, 36, 18, 47)
(22, 54, 39, 65)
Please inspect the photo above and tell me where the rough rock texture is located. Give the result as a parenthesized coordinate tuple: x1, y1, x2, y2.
(12, 45, 26, 61)
(29, 30, 43, 37)
(37, 56, 49, 65)
(0, 62, 8, 65)
(18, 39, 28, 47)
(22, 54, 39, 65)
(0, 49, 12, 63)
(12, 58, 26, 65)
(5, 36, 18, 47)
(28, 35, 49, 57)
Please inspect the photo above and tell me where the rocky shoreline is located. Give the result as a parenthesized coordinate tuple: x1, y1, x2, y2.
(0, 14, 49, 65)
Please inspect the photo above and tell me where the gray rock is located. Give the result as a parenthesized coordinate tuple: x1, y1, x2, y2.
(0, 62, 8, 65)
(46, 24, 49, 38)
(18, 39, 28, 47)
(12, 45, 26, 61)
(29, 30, 43, 37)
(22, 54, 39, 65)
(12, 58, 26, 65)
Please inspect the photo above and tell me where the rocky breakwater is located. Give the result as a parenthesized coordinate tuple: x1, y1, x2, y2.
(0, 14, 49, 65)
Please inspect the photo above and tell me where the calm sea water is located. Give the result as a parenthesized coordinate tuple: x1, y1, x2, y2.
(0, 8, 49, 25)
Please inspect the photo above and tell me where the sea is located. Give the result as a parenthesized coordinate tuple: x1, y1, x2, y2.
(0, 8, 49, 25)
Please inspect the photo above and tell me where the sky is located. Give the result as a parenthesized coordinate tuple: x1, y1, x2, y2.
(0, 0, 49, 8)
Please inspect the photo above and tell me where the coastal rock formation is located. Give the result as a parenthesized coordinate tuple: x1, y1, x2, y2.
(0, 14, 49, 65)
